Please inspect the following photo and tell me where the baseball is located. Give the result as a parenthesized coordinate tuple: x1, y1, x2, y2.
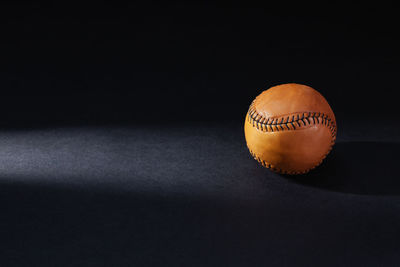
(244, 83, 337, 174)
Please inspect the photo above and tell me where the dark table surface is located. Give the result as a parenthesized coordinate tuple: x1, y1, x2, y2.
(1, 121, 400, 266)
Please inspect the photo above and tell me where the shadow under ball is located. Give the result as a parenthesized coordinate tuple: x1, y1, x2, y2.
(244, 83, 337, 174)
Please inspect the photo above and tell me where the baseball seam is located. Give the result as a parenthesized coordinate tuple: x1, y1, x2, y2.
(246, 101, 337, 174)
(247, 146, 334, 175)
(247, 101, 337, 138)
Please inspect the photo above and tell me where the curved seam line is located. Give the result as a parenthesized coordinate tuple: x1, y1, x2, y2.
(246, 102, 337, 174)
(247, 102, 337, 136)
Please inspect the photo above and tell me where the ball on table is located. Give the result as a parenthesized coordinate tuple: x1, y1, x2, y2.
(244, 83, 337, 174)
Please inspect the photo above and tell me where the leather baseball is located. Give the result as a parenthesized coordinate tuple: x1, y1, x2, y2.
(244, 83, 337, 174)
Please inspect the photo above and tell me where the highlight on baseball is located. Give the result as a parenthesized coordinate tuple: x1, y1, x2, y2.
(244, 83, 337, 174)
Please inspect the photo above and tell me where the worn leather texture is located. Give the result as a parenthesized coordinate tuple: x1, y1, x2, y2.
(244, 83, 337, 174)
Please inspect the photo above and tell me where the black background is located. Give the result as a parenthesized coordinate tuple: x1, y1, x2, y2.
(0, 2, 398, 126)
(1, 2, 400, 266)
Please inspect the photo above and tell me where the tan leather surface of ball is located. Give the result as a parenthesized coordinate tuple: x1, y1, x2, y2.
(244, 83, 337, 174)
